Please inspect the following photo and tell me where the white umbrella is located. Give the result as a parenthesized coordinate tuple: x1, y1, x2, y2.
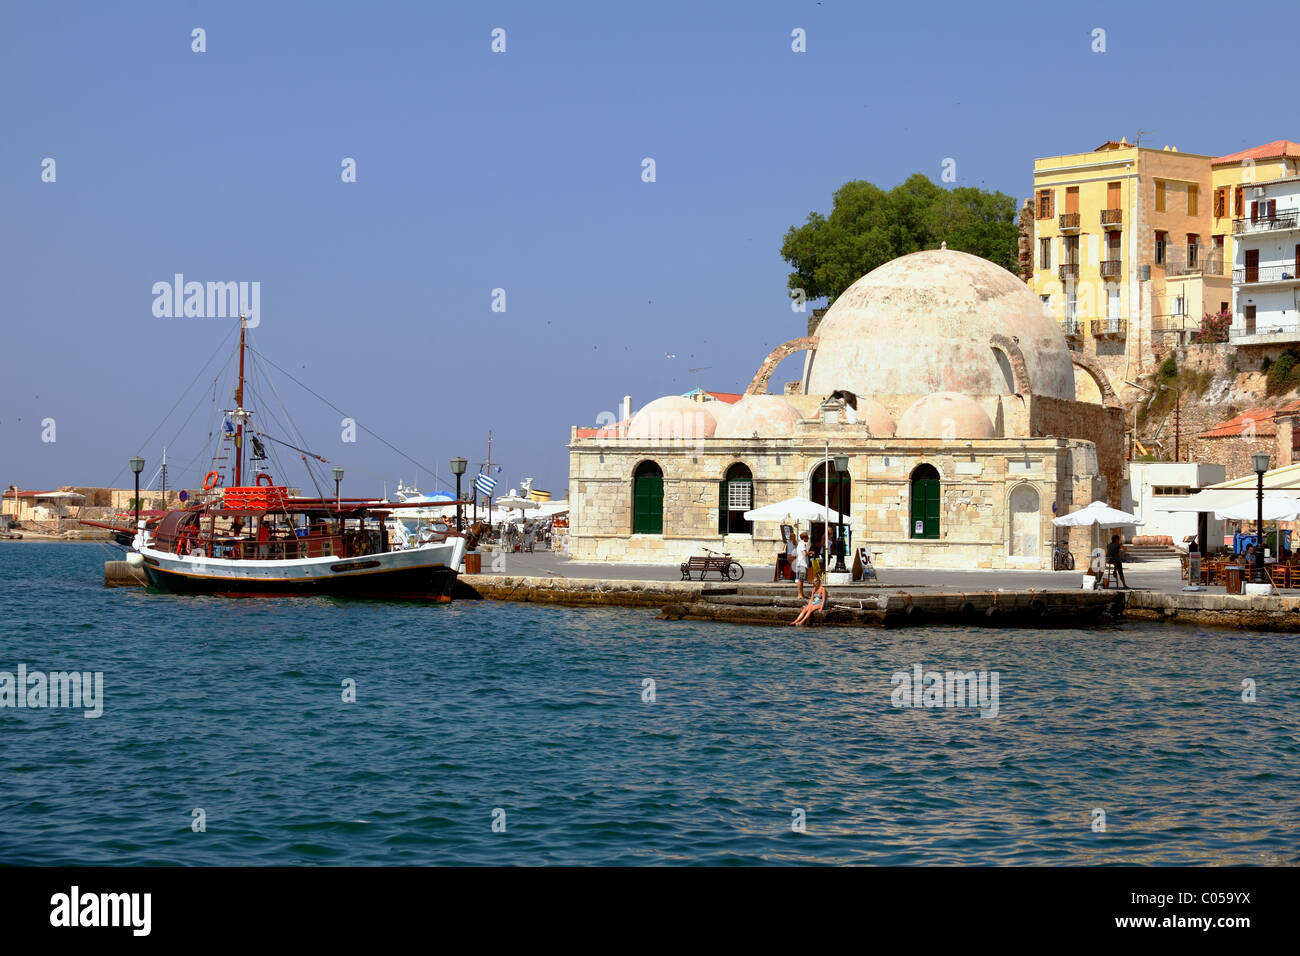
(1053, 499, 1143, 551)
(1214, 494, 1300, 522)
(495, 492, 540, 525)
(744, 496, 844, 523)
(1052, 500, 1144, 528)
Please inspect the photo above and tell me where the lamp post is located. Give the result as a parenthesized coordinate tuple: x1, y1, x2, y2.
(833, 454, 849, 572)
(128, 456, 145, 532)
(1252, 452, 1270, 584)
(450, 457, 467, 531)
(332, 466, 344, 516)
(1160, 384, 1181, 461)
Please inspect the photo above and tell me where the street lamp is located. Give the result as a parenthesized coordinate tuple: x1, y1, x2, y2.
(833, 454, 849, 572)
(332, 466, 344, 515)
(1251, 452, 1270, 584)
(128, 456, 145, 532)
(450, 456, 467, 531)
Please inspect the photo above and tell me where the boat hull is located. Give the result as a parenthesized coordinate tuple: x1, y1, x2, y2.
(137, 539, 466, 600)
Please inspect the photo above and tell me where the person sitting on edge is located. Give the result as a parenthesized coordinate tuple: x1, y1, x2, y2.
(790, 574, 827, 626)
(1106, 533, 1129, 589)
(794, 531, 810, 599)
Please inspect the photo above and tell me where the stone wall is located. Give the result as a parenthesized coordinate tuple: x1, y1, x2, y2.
(569, 433, 1085, 570)
(1029, 395, 1126, 506)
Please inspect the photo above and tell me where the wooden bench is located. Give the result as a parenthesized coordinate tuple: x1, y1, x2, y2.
(680, 555, 730, 580)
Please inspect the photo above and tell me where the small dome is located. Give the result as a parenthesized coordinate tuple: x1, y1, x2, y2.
(713, 395, 802, 438)
(855, 397, 897, 437)
(627, 395, 718, 440)
(897, 392, 996, 439)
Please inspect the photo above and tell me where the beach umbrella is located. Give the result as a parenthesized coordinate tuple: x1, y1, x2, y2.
(744, 496, 844, 524)
(495, 492, 540, 524)
(1053, 500, 1143, 551)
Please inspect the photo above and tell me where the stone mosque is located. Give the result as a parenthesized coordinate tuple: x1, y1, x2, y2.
(566, 247, 1126, 571)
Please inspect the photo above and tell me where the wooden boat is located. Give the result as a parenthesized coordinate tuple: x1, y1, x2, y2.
(113, 315, 467, 599)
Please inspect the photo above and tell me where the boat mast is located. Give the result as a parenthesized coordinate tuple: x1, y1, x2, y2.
(487, 429, 492, 525)
(234, 314, 247, 487)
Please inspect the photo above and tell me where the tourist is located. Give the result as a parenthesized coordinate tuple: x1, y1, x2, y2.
(784, 529, 798, 580)
(790, 574, 827, 626)
(1106, 533, 1129, 589)
(794, 532, 810, 598)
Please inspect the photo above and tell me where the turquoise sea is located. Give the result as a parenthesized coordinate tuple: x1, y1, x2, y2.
(1, 542, 1296, 865)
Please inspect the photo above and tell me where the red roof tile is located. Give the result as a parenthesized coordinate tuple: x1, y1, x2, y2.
(1213, 140, 1300, 165)
(1198, 400, 1300, 439)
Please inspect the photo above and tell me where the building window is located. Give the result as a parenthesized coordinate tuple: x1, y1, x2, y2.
(632, 461, 663, 534)
(1037, 189, 1054, 220)
(1214, 187, 1227, 218)
(1245, 305, 1257, 335)
(1155, 231, 1167, 265)
(1152, 486, 1191, 496)
(1040, 293, 1051, 314)
(1063, 235, 1079, 264)
(1066, 186, 1080, 215)
(1155, 180, 1166, 212)
(909, 464, 941, 540)
(1109, 286, 1122, 322)
(1188, 184, 1198, 216)
(1173, 294, 1187, 316)
(718, 463, 753, 535)
(1107, 181, 1121, 209)
(1038, 237, 1051, 269)
(1186, 234, 1199, 268)
(1065, 288, 1077, 322)
(1235, 185, 1245, 217)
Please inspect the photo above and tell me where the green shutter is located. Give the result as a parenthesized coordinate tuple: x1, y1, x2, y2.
(634, 475, 663, 534)
(718, 480, 729, 535)
(911, 478, 940, 539)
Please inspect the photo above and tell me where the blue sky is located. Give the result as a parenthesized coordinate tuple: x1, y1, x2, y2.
(3, 0, 1296, 498)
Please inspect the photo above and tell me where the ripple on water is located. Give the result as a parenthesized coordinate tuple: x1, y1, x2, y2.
(1, 542, 1298, 865)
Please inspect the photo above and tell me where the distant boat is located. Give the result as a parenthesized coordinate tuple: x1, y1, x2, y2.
(112, 317, 467, 599)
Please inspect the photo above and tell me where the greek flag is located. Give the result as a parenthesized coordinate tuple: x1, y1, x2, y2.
(474, 472, 497, 497)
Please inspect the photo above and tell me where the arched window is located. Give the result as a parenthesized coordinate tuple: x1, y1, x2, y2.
(1009, 484, 1040, 557)
(718, 463, 753, 535)
(910, 464, 941, 539)
(632, 461, 663, 534)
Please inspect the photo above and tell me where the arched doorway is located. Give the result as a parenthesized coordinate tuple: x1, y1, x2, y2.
(810, 459, 851, 557)
(632, 461, 663, 534)
(1009, 484, 1040, 557)
(719, 463, 753, 535)
(910, 464, 941, 539)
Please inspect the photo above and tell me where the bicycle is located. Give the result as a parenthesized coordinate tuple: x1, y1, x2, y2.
(702, 547, 745, 581)
(1052, 539, 1075, 570)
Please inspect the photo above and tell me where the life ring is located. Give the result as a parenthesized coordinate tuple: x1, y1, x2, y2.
(202, 471, 221, 491)
(256, 472, 273, 486)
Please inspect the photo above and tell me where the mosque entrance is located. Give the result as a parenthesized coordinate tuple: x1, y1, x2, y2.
(632, 461, 663, 534)
(810, 461, 851, 560)
(910, 464, 941, 539)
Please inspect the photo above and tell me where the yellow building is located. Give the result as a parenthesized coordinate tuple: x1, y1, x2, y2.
(1211, 140, 1300, 269)
(1030, 139, 1219, 400)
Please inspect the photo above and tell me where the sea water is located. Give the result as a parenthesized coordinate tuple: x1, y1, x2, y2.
(1, 542, 1296, 865)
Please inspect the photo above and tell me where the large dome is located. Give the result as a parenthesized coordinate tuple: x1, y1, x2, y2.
(804, 248, 1075, 401)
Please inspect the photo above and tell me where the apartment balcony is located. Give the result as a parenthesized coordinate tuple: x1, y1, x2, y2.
(1090, 319, 1127, 338)
(1233, 209, 1300, 236)
(1099, 259, 1121, 278)
(1229, 319, 1300, 347)
(1058, 262, 1080, 282)
(1234, 264, 1300, 287)
(1058, 213, 1081, 231)
(1061, 319, 1083, 339)
(1166, 248, 1226, 277)
(1100, 208, 1123, 228)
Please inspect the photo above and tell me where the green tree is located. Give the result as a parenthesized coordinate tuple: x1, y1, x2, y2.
(781, 174, 1019, 303)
